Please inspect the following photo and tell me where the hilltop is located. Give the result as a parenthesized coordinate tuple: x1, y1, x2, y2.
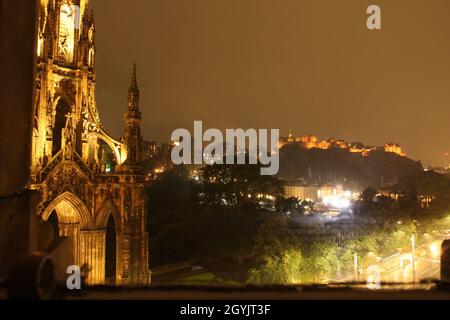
(278, 143, 423, 189)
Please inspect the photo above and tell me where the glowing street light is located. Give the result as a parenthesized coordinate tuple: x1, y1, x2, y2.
(429, 243, 440, 258)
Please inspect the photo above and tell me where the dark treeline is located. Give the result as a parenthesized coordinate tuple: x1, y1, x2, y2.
(146, 164, 284, 268)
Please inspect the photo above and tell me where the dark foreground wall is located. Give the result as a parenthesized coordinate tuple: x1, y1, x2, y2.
(0, 0, 38, 281)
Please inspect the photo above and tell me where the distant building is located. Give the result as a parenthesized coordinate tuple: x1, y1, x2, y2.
(284, 183, 345, 203)
(279, 133, 407, 157)
(284, 184, 320, 202)
(318, 184, 344, 199)
(140, 141, 178, 180)
(142, 140, 159, 161)
(384, 143, 407, 157)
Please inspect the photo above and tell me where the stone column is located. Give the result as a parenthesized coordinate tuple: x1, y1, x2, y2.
(80, 230, 106, 285)
(117, 229, 130, 285)
(58, 222, 81, 267)
(127, 189, 149, 285)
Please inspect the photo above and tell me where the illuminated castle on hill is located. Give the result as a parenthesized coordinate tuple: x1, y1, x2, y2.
(279, 134, 407, 157)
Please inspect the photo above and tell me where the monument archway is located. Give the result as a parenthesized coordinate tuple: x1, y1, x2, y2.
(41, 192, 109, 284)
(42, 193, 92, 263)
(96, 200, 121, 285)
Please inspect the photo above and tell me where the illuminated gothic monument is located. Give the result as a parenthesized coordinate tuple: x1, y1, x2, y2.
(30, 0, 150, 285)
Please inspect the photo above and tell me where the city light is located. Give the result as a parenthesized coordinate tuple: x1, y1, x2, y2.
(322, 196, 351, 209)
(154, 167, 165, 174)
(429, 243, 440, 258)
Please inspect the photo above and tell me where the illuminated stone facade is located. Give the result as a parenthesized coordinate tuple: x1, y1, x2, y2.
(384, 143, 407, 157)
(279, 134, 407, 157)
(30, 0, 149, 286)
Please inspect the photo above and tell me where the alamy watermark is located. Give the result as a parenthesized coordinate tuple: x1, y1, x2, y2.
(367, 5, 381, 30)
(171, 121, 280, 176)
(66, 265, 81, 290)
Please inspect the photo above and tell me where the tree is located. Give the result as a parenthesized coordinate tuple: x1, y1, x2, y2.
(147, 165, 273, 267)
(201, 163, 285, 211)
(146, 165, 193, 236)
(300, 242, 340, 283)
(146, 166, 195, 267)
(253, 217, 297, 257)
(248, 217, 303, 284)
(276, 197, 302, 214)
(248, 248, 303, 285)
(361, 187, 377, 206)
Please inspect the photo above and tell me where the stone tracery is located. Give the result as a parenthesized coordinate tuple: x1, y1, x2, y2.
(31, 0, 149, 286)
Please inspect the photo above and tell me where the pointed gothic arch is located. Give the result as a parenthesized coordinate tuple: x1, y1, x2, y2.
(95, 199, 121, 285)
(95, 199, 121, 230)
(41, 191, 93, 229)
(41, 192, 94, 268)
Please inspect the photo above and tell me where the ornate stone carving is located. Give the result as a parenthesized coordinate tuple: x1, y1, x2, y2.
(31, 0, 149, 286)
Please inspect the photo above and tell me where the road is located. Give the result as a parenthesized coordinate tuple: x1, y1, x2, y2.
(336, 237, 445, 289)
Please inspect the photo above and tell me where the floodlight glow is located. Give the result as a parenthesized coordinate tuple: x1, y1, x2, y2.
(322, 196, 351, 209)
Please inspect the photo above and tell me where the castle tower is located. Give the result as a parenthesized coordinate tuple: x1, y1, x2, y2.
(31, 0, 150, 286)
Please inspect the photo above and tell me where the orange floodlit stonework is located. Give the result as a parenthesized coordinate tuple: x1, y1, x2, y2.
(279, 133, 407, 157)
(30, 0, 149, 286)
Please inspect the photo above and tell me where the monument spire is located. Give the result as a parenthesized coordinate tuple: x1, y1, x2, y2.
(128, 63, 140, 112)
(123, 63, 142, 165)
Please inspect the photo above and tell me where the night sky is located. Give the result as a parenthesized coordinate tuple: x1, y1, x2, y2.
(91, 0, 450, 167)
